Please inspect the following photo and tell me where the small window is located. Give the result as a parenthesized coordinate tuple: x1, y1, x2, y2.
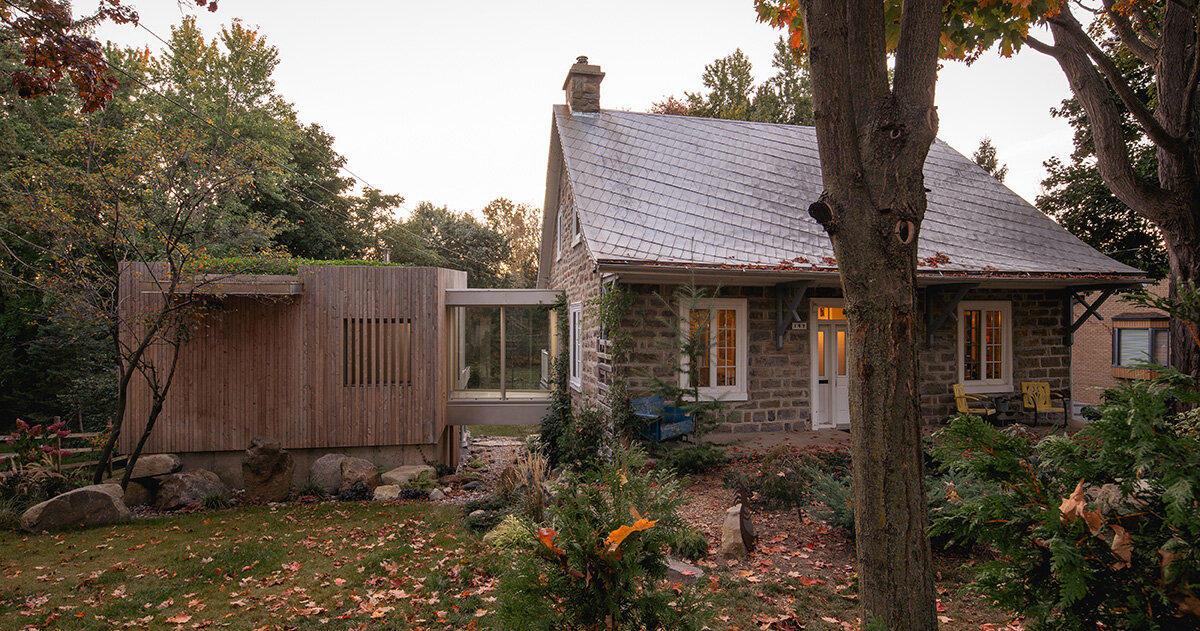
(343, 318, 411, 386)
(571, 210, 582, 246)
(569, 302, 582, 390)
(1113, 328, 1169, 367)
(957, 301, 1012, 393)
(555, 211, 562, 260)
(681, 298, 748, 400)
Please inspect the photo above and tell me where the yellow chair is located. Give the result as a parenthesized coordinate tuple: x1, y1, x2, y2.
(1021, 382, 1067, 426)
(953, 384, 997, 419)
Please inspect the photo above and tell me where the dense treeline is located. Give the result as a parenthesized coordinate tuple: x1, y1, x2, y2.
(0, 17, 538, 432)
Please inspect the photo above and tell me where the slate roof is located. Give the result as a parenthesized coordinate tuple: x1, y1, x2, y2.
(552, 106, 1142, 277)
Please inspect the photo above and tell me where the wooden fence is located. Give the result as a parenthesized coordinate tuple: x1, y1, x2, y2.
(119, 263, 466, 454)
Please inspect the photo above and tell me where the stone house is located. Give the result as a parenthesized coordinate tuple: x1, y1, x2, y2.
(1071, 281, 1170, 417)
(536, 59, 1149, 432)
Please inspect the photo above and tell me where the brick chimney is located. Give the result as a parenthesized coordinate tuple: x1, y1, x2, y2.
(563, 56, 604, 113)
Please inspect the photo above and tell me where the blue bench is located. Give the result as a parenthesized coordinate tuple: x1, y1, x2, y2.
(631, 395, 694, 441)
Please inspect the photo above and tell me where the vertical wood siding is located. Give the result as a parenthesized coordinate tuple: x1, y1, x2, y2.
(120, 264, 466, 454)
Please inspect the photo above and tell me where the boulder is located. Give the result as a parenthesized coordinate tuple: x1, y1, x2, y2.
(373, 485, 401, 501)
(462, 480, 484, 492)
(155, 470, 231, 511)
(128, 454, 182, 479)
(428, 488, 445, 501)
(20, 484, 130, 532)
(381, 464, 435, 487)
(241, 437, 294, 503)
(308, 454, 346, 493)
(122, 480, 153, 507)
(666, 557, 705, 585)
(339, 457, 381, 493)
(720, 503, 756, 560)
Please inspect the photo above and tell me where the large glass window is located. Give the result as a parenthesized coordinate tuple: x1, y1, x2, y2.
(681, 298, 748, 400)
(958, 301, 1012, 392)
(452, 305, 553, 400)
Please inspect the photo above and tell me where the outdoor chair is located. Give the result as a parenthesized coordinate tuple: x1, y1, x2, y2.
(952, 383, 998, 421)
(1021, 382, 1067, 426)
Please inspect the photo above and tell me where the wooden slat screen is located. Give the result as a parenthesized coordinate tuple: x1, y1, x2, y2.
(343, 318, 411, 386)
(119, 263, 468, 454)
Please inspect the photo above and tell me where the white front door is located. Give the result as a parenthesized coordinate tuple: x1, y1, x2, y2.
(813, 313, 850, 429)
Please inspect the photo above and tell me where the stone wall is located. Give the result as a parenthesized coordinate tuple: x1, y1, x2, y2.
(918, 288, 1072, 421)
(611, 284, 1072, 431)
(546, 156, 604, 405)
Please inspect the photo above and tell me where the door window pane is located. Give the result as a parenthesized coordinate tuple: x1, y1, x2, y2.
(836, 329, 847, 377)
(817, 330, 826, 378)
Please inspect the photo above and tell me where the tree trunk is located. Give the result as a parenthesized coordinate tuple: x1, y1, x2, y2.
(798, 0, 941, 627)
(1039, 4, 1200, 379)
(1163, 221, 1200, 377)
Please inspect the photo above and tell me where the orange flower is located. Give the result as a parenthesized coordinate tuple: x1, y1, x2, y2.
(604, 518, 658, 552)
(538, 528, 565, 555)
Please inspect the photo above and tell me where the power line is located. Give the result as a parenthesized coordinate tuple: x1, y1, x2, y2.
(1, 2, 494, 269)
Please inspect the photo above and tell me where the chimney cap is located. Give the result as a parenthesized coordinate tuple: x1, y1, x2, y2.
(562, 56, 604, 90)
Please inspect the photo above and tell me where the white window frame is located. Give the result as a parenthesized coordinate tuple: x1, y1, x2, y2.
(957, 300, 1013, 393)
(680, 298, 748, 401)
(569, 302, 582, 391)
(554, 211, 562, 260)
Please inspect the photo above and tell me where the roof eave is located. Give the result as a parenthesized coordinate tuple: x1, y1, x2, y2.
(595, 260, 1150, 290)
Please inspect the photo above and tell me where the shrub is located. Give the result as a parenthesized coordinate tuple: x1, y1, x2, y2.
(669, 527, 709, 561)
(496, 446, 709, 630)
(723, 445, 821, 519)
(403, 470, 437, 490)
(657, 442, 727, 475)
(5, 418, 70, 471)
(484, 514, 537, 551)
(931, 390, 1200, 630)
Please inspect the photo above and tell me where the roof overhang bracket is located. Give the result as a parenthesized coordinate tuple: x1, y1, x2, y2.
(1063, 288, 1115, 346)
(775, 281, 812, 350)
(925, 284, 977, 348)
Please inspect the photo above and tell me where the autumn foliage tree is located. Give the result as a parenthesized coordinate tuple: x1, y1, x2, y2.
(754, 1, 944, 629)
(941, 0, 1200, 378)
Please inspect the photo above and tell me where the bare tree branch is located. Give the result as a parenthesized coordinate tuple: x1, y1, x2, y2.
(1102, 0, 1160, 65)
(1051, 8, 1187, 157)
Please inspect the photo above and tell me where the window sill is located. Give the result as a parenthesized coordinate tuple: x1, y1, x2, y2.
(1112, 365, 1161, 380)
(572, 234, 582, 247)
(683, 390, 749, 403)
(569, 379, 582, 392)
(961, 382, 1013, 394)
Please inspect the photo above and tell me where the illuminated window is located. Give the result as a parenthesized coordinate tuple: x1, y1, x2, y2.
(681, 298, 748, 400)
(817, 306, 846, 321)
(957, 301, 1012, 392)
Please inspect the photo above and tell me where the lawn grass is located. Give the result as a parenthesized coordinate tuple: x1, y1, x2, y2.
(0, 498, 1003, 630)
(0, 501, 502, 630)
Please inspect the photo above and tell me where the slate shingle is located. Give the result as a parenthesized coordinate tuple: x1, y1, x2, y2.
(554, 107, 1141, 276)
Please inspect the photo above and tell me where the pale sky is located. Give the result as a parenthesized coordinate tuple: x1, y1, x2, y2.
(84, 1, 1077, 217)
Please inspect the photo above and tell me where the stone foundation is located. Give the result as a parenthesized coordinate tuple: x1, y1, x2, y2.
(174, 426, 462, 490)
